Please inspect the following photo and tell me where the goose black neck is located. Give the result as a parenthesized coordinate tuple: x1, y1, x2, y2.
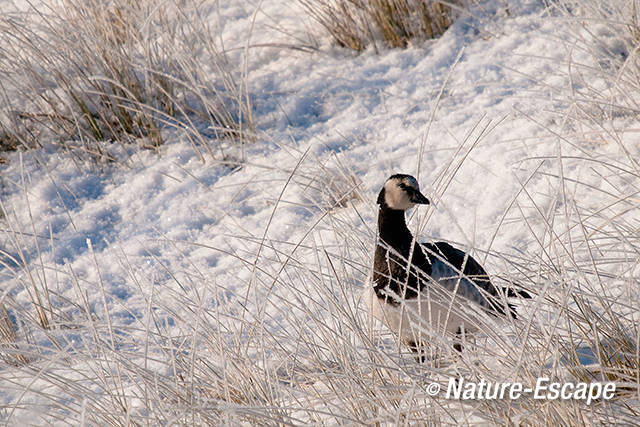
(377, 206, 413, 247)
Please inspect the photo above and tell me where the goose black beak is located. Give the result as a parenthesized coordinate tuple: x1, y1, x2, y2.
(411, 191, 430, 205)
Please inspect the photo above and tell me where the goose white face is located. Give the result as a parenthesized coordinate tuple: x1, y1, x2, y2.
(383, 175, 429, 210)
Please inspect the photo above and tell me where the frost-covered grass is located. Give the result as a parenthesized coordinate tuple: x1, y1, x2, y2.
(550, 0, 640, 118)
(0, 141, 638, 424)
(0, 0, 252, 163)
(0, 0, 639, 424)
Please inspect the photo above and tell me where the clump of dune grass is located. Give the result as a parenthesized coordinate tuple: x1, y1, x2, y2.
(300, 0, 463, 52)
(0, 0, 253, 163)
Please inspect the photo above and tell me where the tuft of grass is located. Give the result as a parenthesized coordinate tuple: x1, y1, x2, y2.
(300, 0, 462, 52)
(0, 0, 253, 163)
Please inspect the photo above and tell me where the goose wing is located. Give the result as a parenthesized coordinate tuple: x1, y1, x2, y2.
(419, 241, 516, 317)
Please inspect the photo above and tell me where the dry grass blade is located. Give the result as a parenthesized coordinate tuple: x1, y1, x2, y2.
(0, 301, 30, 366)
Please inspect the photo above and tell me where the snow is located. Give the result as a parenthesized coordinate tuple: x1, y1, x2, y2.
(1, 0, 638, 424)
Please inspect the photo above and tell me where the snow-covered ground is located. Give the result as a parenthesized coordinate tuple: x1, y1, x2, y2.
(1, 0, 638, 424)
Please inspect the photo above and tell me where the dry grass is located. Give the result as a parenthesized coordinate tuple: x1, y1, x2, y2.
(0, 301, 30, 366)
(0, 0, 253, 164)
(548, 0, 640, 127)
(300, 0, 462, 52)
(0, 132, 637, 424)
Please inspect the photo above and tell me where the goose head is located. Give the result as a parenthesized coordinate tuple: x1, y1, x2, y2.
(377, 174, 430, 211)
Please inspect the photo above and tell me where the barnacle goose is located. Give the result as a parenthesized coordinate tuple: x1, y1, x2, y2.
(364, 174, 530, 358)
